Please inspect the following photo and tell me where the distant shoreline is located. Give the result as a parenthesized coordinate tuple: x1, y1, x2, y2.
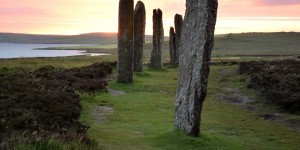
(0, 43, 111, 59)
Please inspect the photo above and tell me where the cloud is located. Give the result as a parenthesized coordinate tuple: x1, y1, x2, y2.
(256, 0, 300, 5)
(220, 17, 300, 21)
(0, 7, 51, 15)
(161, 2, 185, 15)
(220, 0, 300, 6)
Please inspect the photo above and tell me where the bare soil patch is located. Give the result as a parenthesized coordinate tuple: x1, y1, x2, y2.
(260, 113, 300, 132)
(216, 87, 256, 111)
(92, 106, 115, 123)
(217, 66, 300, 132)
(107, 88, 126, 96)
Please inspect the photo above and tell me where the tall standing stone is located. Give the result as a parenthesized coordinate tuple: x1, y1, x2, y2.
(169, 27, 176, 64)
(149, 9, 164, 68)
(161, 22, 164, 47)
(117, 0, 134, 83)
(174, 14, 183, 64)
(134, 1, 146, 72)
(174, 0, 218, 136)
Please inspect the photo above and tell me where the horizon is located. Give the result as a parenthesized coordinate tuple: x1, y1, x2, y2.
(1, 0, 300, 35)
(1, 31, 300, 37)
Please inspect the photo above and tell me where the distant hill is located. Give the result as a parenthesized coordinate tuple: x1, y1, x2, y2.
(213, 32, 300, 56)
(0, 32, 118, 44)
(0, 32, 154, 44)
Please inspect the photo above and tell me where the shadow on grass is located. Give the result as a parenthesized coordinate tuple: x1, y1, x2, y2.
(150, 130, 233, 150)
(108, 81, 147, 93)
(135, 71, 152, 77)
(164, 64, 178, 69)
(146, 67, 169, 72)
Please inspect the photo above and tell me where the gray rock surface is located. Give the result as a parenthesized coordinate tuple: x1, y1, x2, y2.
(117, 0, 134, 83)
(134, 1, 146, 72)
(149, 9, 164, 68)
(174, 14, 183, 64)
(174, 0, 218, 136)
(169, 27, 176, 64)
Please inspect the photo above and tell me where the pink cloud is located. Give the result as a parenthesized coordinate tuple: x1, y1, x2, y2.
(219, 0, 300, 17)
(256, 0, 300, 6)
(161, 2, 185, 16)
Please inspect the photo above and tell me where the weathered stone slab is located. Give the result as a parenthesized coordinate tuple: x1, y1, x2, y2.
(117, 0, 134, 83)
(169, 27, 176, 64)
(174, 14, 183, 64)
(149, 9, 164, 68)
(174, 0, 218, 136)
(134, 1, 146, 72)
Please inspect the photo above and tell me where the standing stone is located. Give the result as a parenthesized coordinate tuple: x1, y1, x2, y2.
(149, 9, 164, 68)
(161, 21, 164, 60)
(174, 0, 218, 136)
(134, 1, 146, 72)
(169, 27, 176, 64)
(117, 0, 134, 83)
(174, 14, 183, 64)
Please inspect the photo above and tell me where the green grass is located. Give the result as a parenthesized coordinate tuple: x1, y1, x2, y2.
(80, 65, 300, 150)
(1, 56, 299, 149)
(0, 55, 116, 70)
(14, 139, 87, 150)
(2, 32, 300, 149)
(213, 32, 300, 56)
(1, 55, 299, 149)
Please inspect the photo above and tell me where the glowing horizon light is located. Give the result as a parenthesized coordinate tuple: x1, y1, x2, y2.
(215, 17, 300, 35)
(0, 0, 299, 35)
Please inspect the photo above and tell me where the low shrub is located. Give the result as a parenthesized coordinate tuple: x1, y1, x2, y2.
(239, 59, 300, 113)
(0, 62, 116, 149)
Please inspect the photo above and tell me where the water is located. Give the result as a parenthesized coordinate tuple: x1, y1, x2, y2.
(0, 43, 108, 59)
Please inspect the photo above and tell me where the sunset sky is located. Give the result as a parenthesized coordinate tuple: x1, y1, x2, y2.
(0, 0, 300, 35)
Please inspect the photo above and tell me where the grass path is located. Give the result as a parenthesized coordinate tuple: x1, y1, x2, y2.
(80, 65, 300, 150)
